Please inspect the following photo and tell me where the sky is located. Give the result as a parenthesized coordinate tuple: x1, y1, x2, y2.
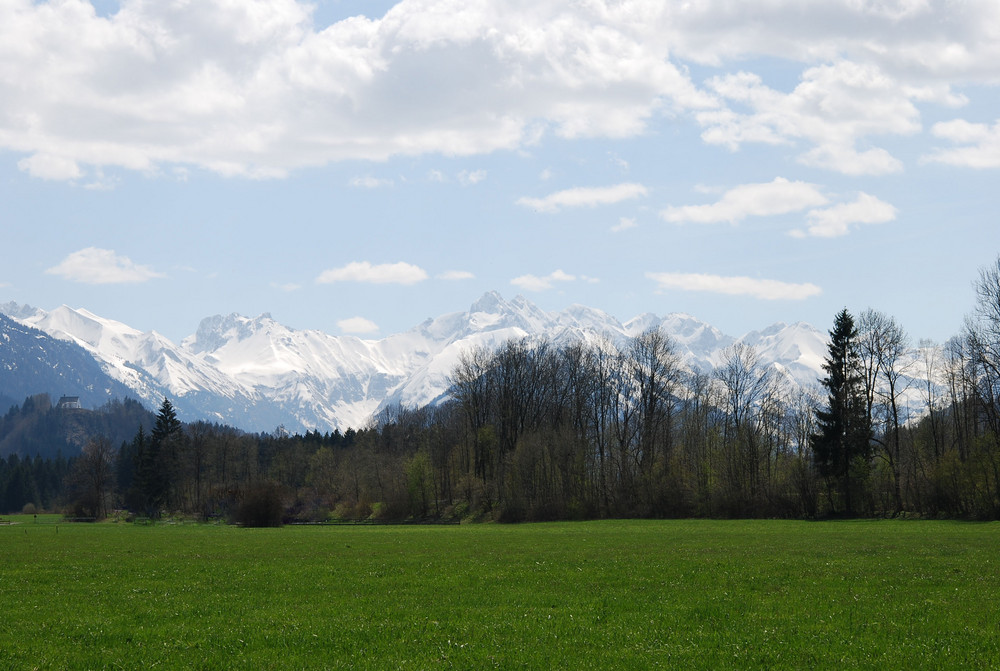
(2, 0, 1000, 345)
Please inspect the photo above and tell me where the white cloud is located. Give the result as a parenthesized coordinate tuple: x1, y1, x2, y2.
(17, 154, 82, 181)
(511, 269, 576, 292)
(338, 316, 379, 334)
(316, 261, 428, 285)
(0, 0, 706, 179)
(517, 183, 648, 213)
(46, 248, 165, 285)
(661, 178, 828, 224)
(438, 270, 475, 280)
(798, 144, 903, 176)
(271, 282, 302, 292)
(793, 193, 898, 237)
(647, 272, 821, 300)
(660, 1, 1000, 83)
(5, 0, 999, 186)
(83, 170, 121, 191)
(349, 175, 394, 188)
(609, 153, 629, 171)
(926, 119, 1000, 168)
(426, 169, 487, 185)
(697, 62, 920, 175)
(665, 180, 896, 237)
(611, 217, 637, 232)
(458, 169, 487, 185)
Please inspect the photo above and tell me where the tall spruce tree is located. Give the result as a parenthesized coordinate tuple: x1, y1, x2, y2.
(811, 309, 872, 515)
(120, 426, 146, 513)
(136, 398, 183, 517)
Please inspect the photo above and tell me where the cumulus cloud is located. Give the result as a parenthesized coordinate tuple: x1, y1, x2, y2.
(647, 272, 821, 300)
(511, 269, 576, 292)
(926, 118, 1000, 168)
(793, 193, 898, 237)
(0, 0, 705, 179)
(46, 248, 165, 284)
(338, 316, 379, 334)
(661, 178, 828, 224)
(5, 0, 999, 184)
(517, 183, 648, 213)
(316, 261, 428, 285)
(663, 179, 896, 237)
(660, 0, 1000, 82)
(438, 270, 475, 280)
(17, 154, 82, 181)
(697, 62, 920, 175)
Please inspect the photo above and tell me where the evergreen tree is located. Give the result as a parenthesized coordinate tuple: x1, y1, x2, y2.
(119, 426, 144, 512)
(136, 398, 183, 517)
(2, 454, 37, 513)
(811, 309, 872, 514)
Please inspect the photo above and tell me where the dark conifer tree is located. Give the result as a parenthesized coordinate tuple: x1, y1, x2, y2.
(119, 425, 145, 512)
(811, 309, 872, 514)
(136, 398, 183, 517)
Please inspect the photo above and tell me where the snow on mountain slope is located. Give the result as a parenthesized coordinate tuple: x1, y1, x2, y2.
(18, 305, 252, 403)
(381, 295, 826, 412)
(384, 321, 544, 411)
(2, 293, 842, 434)
(15, 304, 167, 402)
(176, 292, 599, 429)
(736, 322, 828, 389)
(0, 312, 137, 410)
(182, 313, 408, 430)
(0, 301, 43, 321)
(625, 312, 735, 371)
(3, 304, 260, 428)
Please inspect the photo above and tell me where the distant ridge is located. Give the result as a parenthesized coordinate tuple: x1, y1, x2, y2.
(0, 293, 834, 433)
(0, 313, 136, 409)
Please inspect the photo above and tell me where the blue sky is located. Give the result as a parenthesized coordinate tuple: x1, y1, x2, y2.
(2, 0, 999, 344)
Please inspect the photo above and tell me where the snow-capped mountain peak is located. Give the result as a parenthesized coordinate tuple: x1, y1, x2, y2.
(29, 304, 142, 355)
(469, 290, 506, 315)
(2, 293, 836, 434)
(184, 312, 279, 354)
(0, 301, 41, 321)
(734, 321, 828, 388)
(5, 303, 256, 425)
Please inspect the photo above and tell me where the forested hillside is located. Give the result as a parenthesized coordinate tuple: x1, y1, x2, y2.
(0, 394, 154, 460)
(0, 313, 137, 410)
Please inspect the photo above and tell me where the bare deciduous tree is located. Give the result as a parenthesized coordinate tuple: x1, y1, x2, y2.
(715, 343, 782, 514)
(858, 309, 911, 513)
(66, 435, 115, 519)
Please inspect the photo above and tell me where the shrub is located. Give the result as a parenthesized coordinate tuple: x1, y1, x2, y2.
(232, 481, 285, 527)
(332, 500, 371, 521)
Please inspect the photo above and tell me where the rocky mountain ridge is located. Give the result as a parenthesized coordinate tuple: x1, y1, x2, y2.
(1, 293, 832, 433)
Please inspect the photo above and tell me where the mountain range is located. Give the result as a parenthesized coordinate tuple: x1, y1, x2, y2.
(1, 292, 834, 434)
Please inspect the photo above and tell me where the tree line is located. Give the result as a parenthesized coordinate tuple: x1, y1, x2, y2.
(5, 257, 1000, 523)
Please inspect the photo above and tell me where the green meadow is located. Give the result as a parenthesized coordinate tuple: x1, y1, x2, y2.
(1, 518, 998, 669)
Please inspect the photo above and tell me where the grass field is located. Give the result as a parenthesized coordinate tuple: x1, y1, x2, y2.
(1, 517, 998, 669)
